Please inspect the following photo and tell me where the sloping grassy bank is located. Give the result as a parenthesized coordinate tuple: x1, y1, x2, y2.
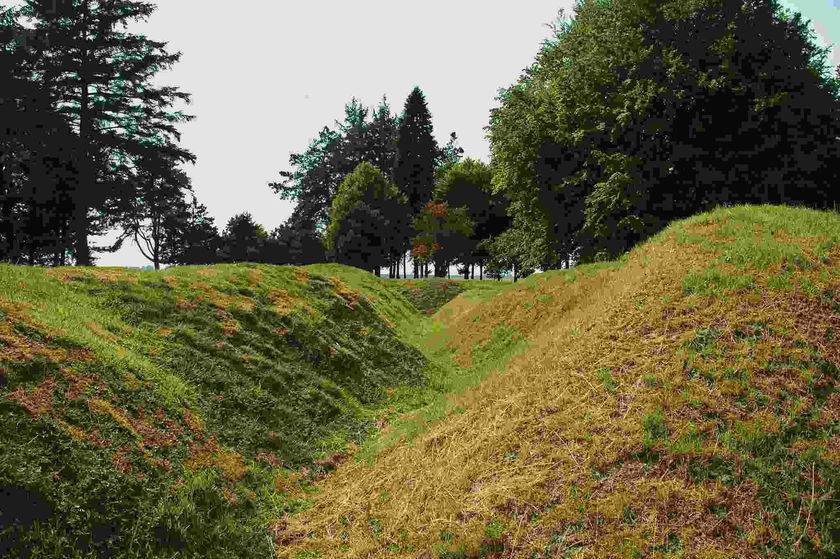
(396, 278, 509, 315)
(280, 205, 840, 559)
(0, 263, 431, 558)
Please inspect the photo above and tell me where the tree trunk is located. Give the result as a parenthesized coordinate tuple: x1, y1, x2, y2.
(513, 262, 519, 283)
(480, 264, 483, 280)
(403, 253, 407, 278)
(153, 216, 161, 270)
(374, 267, 381, 277)
(74, 57, 93, 266)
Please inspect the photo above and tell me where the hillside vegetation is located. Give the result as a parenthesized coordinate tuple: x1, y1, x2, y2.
(397, 278, 509, 315)
(0, 263, 442, 557)
(1, 205, 838, 559)
(280, 205, 840, 559)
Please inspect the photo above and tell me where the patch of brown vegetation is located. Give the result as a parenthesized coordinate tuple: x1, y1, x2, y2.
(49, 268, 139, 285)
(269, 289, 300, 317)
(84, 321, 118, 342)
(329, 276, 361, 308)
(222, 486, 239, 506)
(60, 367, 97, 401)
(217, 310, 239, 337)
(0, 299, 93, 364)
(247, 268, 264, 287)
(182, 408, 205, 435)
(294, 268, 310, 284)
(256, 452, 284, 468)
(7, 376, 57, 417)
(175, 299, 198, 311)
(111, 445, 134, 475)
(187, 436, 249, 482)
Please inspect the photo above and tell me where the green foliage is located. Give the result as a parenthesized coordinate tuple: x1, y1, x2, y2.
(12, 0, 195, 264)
(324, 162, 407, 272)
(412, 202, 473, 267)
(432, 159, 510, 274)
(393, 87, 439, 217)
(490, 0, 840, 265)
(326, 162, 400, 251)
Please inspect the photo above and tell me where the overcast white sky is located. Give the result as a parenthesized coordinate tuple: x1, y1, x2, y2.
(81, 0, 837, 267)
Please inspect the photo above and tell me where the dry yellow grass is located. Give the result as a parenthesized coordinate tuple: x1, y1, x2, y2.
(276, 207, 840, 558)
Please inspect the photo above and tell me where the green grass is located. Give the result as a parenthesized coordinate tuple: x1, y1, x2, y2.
(0, 263, 435, 558)
(3, 205, 840, 559)
(394, 277, 511, 315)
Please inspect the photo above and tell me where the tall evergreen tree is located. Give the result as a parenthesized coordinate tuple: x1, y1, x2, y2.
(393, 87, 440, 277)
(272, 125, 342, 232)
(1, 10, 79, 265)
(393, 87, 438, 217)
(20, 0, 194, 265)
(171, 196, 221, 265)
(367, 97, 399, 176)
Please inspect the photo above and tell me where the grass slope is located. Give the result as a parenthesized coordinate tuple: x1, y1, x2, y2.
(279, 206, 840, 559)
(396, 278, 510, 315)
(0, 263, 430, 558)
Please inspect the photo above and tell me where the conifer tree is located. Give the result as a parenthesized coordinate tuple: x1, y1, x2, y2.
(367, 97, 399, 176)
(393, 87, 438, 217)
(219, 213, 267, 263)
(1, 9, 78, 265)
(20, 0, 194, 265)
(172, 196, 221, 265)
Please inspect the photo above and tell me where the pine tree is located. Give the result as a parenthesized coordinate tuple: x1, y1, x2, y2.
(367, 97, 399, 176)
(393, 87, 438, 217)
(21, 0, 194, 265)
(1, 9, 78, 265)
(393, 87, 440, 278)
(172, 196, 220, 265)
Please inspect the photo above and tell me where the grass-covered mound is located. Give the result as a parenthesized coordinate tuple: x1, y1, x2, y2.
(280, 206, 840, 559)
(396, 278, 509, 315)
(0, 263, 429, 558)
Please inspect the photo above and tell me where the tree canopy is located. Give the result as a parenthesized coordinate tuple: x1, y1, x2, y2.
(489, 0, 840, 265)
(325, 161, 407, 274)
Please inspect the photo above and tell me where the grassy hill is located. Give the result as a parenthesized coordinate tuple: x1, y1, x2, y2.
(2, 205, 838, 559)
(0, 263, 440, 557)
(279, 205, 840, 559)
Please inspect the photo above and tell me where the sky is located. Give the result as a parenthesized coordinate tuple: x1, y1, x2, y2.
(77, 0, 838, 267)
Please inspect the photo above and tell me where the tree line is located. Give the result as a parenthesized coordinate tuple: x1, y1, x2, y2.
(271, 0, 840, 279)
(271, 89, 513, 279)
(2, 0, 838, 278)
